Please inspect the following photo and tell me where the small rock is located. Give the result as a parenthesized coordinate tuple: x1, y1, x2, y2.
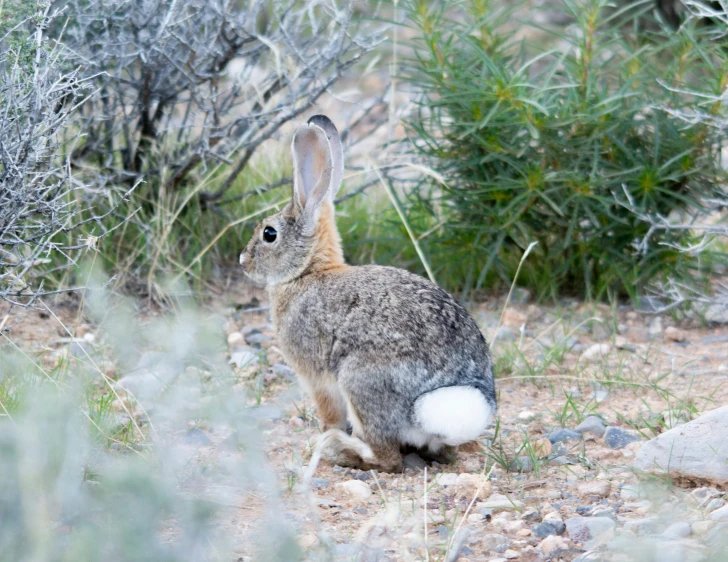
(663, 522, 691, 539)
(509, 456, 534, 473)
(481, 533, 509, 551)
(182, 427, 212, 446)
(518, 411, 536, 422)
(603, 426, 641, 449)
(533, 438, 552, 457)
(245, 329, 272, 344)
(576, 416, 607, 438)
(665, 326, 687, 342)
(706, 522, 728, 549)
(272, 363, 295, 379)
(648, 317, 663, 337)
(522, 508, 541, 524)
(353, 506, 368, 515)
(576, 480, 611, 499)
(705, 304, 728, 324)
(706, 498, 725, 512)
(227, 332, 244, 347)
(710, 505, 728, 522)
(581, 344, 611, 362)
(503, 549, 519, 559)
(689, 487, 722, 507)
(289, 416, 305, 429)
(502, 308, 527, 328)
(311, 478, 330, 490)
(334, 480, 372, 502)
(495, 326, 517, 342)
(633, 405, 728, 487)
(403, 452, 427, 470)
(481, 493, 523, 510)
(229, 346, 259, 368)
(565, 517, 616, 547)
(437, 473, 458, 487)
(538, 534, 569, 555)
(546, 428, 583, 444)
(624, 517, 658, 535)
(298, 533, 318, 549)
(455, 473, 492, 500)
(532, 520, 566, 538)
(620, 484, 644, 501)
(701, 334, 728, 345)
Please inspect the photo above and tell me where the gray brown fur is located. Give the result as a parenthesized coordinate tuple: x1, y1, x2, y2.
(239, 115, 496, 472)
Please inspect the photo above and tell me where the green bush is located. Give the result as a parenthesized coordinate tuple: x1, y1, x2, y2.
(401, 0, 727, 300)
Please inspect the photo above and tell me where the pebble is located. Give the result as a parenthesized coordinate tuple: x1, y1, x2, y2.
(662, 521, 691, 539)
(532, 520, 566, 537)
(182, 427, 212, 446)
(495, 326, 517, 342)
(575, 415, 607, 437)
(705, 304, 728, 324)
(509, 456, 534, 473)
(576, 480, 611, 499)
(245, 329, 272, 344)
(518, 410, 536, 422)
(710, 505, 728, 521)
(689, 487, 721, 507)
(538, 534, 569, 555)
(272, 363, 295, 379)
(403, 452, 427, 470)
(620, 484, 644, 501)
(289, 416, 305, 429)
(455, 473, 492, 500)
(648, 317, 663, 337)
(706, 522, 728, 549)
(546, 428, 583, 444)
(502, 308, 527, 328)
(701, 334, 728, 344)
(227, 332, 244, 346)
(229, 346, 259, 368)
(603, 426, 641, 449)
(624, 516, 658, 535)
(565, 517, 616, 546)
(481, 493, 523, 510)
(437, 473, 458, 487)
(706, 498, 725, 512)
(311, 478, 330, 490)
(664, 326, 687, 342)
(581, 343, 611, 362)
(502, 549, 519, 559)
(334, 480, 372, 502)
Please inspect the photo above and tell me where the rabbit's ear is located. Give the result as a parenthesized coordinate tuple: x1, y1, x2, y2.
(291, 122, 333, 217)
(306, 115, 343, 199)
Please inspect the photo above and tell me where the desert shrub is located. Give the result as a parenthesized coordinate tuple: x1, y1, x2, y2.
(0, 3, 132, 307)
(400, 0, 727, 300)
(50, 0, 386, 292)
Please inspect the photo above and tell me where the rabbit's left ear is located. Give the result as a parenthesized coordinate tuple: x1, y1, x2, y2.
(306, 114, 343, 200)
(291, 121, 333, 218)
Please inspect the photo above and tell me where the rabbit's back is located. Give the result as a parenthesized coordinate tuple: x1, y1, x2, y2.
(273, 265, 496, 407)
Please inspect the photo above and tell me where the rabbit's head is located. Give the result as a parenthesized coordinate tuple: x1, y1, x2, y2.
(239, 115, 345, 286)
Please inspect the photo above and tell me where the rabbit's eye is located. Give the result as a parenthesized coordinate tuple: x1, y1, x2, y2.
(263, 226, 277, 243)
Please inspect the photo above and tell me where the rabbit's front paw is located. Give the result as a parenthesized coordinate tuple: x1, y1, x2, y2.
(318, 429, 374, 469)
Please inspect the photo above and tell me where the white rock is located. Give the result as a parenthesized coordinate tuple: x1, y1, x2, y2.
(710, 505, 728, 522)
(538, 535, 569, 555)
(503, 549, 519, 559)
(229, 347, 259, 368)
(227, 332, 244, 347)
(518, 410, 536, 422)
(633, 405, 728, 487)
(663, 521, 691, 538)
(581, 344, 611, 362)
(437, 473, 458, 487)
(334, 480, 372, 502)
(565, 517, 616, 547)
(481, 493, 523, 510)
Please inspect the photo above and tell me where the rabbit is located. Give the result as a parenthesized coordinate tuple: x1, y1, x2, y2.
(239, 114, 496, 472)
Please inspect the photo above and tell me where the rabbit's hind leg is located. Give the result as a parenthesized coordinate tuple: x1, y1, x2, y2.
(311, 381, 348, 432)
(317, 429, 402, 472)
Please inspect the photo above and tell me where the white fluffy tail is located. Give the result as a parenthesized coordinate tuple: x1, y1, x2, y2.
(413, 386, 493, 446)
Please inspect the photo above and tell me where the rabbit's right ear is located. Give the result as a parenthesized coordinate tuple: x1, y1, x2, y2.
(291, 122, 333, 220)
